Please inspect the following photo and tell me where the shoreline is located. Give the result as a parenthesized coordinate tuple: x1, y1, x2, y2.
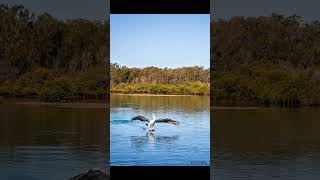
(13, 101, 108, 109)
(2, 96, 319, 109)
(110, 93, 209, 97)
(211, 105, 320, 110)
(211, 106, 273, 110)
(0, 97, 109, 109)
(3, 101, 318, 110)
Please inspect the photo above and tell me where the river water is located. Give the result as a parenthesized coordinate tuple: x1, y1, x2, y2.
(211, 107, 320, 180)
(0, 98, 108, 180)
(110, 94, 210, 166)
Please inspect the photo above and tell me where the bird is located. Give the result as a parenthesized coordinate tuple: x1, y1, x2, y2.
(131, 113, 179, 131)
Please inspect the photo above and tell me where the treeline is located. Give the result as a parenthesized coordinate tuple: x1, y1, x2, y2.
(111, 64, 210, 95)
(0, 67, 108, 102)
(0, 4, 109, 101)
(211, 14, 320, 106)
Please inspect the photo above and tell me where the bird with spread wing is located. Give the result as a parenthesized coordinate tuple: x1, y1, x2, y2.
(131, 113, 179, 131)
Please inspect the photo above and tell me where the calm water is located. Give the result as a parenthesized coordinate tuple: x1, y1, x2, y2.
(0, 99, 109, 180)
(211, 107, 320, 180)
(110, 94, 210, 166)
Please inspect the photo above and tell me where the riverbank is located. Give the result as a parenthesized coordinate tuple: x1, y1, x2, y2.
(211, 100, 320, 109)
(15, 101, 109, 109)
(0, 97, 109, 109)
(212, 99, 320, 108)
(212, 66, 320, 107)
(0, 67, 108, 102)
(111, 82, 210, 96)
(211, 106, 272, 110)
(111, 93, 208, 97)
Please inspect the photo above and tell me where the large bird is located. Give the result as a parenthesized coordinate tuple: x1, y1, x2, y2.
(131, 113, 179, 131)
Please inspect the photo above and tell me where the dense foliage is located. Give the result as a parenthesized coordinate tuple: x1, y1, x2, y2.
(0, 4, 109, 101)
(0, 67, 107, 101)
(112, 82, 209, 95)
(111, 64, 210, 95)
(212, 14, 320, 106)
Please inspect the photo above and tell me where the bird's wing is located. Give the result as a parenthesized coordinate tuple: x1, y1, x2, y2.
(155, 118, 180, 125)
(131, 115, 149, 122)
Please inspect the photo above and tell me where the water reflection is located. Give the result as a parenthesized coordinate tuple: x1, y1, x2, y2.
(111, 94, 210, 166)
(211, 107, 320, 180)
(111, 94, 209, 112)
(131, 132, 179, 146)
(0, 99, 108, 180)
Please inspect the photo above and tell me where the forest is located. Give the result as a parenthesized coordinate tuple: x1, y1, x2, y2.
(5, 4, 319, 104)
(0, 4, 109, 102)
(0, 4, 208, 100)
(110, 64, 210, 95)
(211, 14, 320, 106)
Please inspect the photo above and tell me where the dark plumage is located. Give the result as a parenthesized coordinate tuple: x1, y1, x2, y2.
(131, 115, 149, 122)
(155, 118, 180, 125)
(131, 114, 180, 131)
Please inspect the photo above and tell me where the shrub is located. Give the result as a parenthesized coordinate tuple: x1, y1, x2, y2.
(110, 82, 210, 95)
(40, 77, 79, 102)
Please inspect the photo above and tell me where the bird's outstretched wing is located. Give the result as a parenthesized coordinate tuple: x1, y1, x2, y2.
(131, 115, 149, 122)
(156, 118, 180, 125)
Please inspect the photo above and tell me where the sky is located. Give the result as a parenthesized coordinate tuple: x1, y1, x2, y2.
(211, 0, 320, 21)
(111, 14, 210, 68)
(0, 0, 109, 21)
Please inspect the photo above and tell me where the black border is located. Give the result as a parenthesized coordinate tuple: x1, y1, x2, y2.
(111, 166, 210, 179)
(110, 0, 210, 14)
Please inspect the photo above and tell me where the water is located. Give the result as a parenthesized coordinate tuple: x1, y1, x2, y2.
(211, 107, 320, 180)
(0, 99, 109, 180)
(110, 94, 210, 166)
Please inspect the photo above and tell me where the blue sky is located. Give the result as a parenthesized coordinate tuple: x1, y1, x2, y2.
(111, 14, 210, 68)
